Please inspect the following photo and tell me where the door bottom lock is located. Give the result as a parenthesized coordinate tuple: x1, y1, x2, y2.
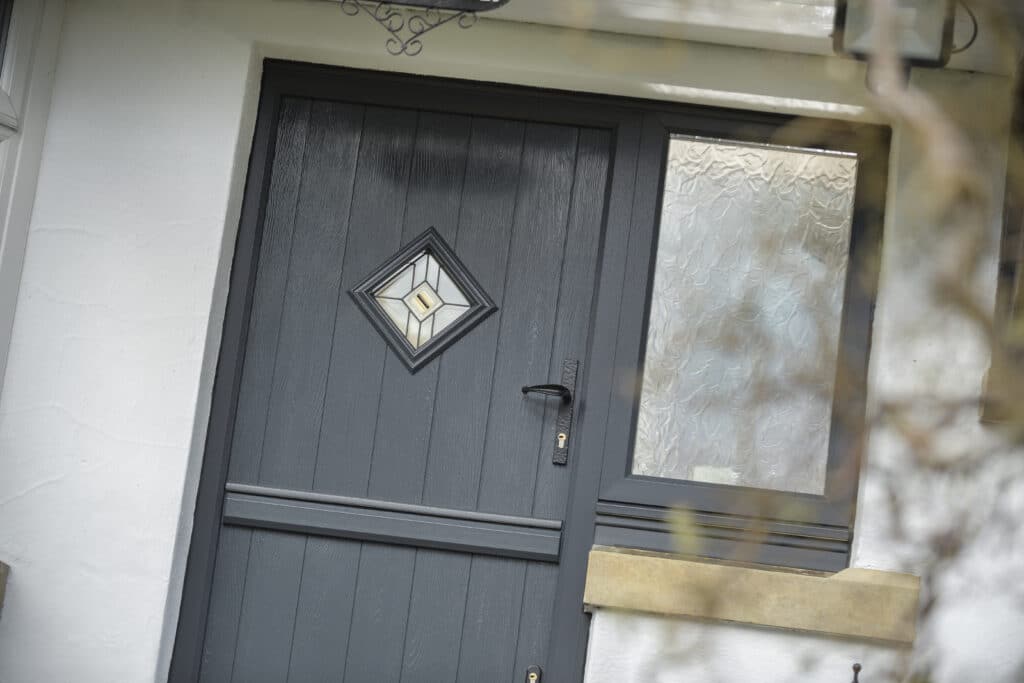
(525, 664, 542, 682)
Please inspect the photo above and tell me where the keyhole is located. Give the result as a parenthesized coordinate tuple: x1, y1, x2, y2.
(557, 433, 567, 449)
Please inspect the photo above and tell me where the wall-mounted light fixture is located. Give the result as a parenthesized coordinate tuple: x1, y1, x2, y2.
(833, 0, 958, 68)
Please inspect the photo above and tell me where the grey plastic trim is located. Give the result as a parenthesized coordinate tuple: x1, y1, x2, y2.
(225, 482, 562, 530)
(594, 515, 850, 573)
(223, 491, 563, 562)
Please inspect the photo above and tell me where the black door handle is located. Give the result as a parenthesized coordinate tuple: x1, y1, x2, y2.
(521, 384, 572, 404)
(523, 361, 579, 466)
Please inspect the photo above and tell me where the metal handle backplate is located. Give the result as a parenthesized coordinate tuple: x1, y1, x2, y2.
(521, 360, 579, 466)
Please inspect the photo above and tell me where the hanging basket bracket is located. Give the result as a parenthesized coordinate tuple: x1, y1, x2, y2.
(335, 0, 510, 56)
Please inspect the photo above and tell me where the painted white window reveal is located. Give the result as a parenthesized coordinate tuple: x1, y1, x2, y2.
(0, 0, 62, 393)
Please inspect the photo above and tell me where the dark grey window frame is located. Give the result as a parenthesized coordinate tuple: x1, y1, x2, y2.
(593, 112, 890, 572)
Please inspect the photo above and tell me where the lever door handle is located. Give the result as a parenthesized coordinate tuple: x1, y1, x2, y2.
(521, 384, 572, 404)
(522, 360, 579, 467)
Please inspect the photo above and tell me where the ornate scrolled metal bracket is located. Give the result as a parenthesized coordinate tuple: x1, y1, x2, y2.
(335, 0, 506, 56)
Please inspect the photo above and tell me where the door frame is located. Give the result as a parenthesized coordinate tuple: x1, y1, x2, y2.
(170, 59, 841, 682)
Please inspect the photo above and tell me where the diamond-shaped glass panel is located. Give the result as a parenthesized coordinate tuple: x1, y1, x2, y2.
(350, 228, 496, 373)
(375, 252, 472, 349)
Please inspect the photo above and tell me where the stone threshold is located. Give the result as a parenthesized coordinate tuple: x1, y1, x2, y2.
(584, 547, 920, 644)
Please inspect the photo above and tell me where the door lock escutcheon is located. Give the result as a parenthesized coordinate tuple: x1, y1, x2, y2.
(521, 359, 579, 466)
(525, 664, 542, 682)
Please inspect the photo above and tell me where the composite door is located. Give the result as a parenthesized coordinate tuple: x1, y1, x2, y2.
(193, 79, 613, 680)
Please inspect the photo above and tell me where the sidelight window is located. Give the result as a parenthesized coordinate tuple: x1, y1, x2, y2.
(631, 136, 859, 496)
(595, 113, 889, 572)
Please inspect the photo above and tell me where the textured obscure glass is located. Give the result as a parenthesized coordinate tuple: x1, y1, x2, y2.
(631, 136, 858, 495)
(374, 251, 471, 349)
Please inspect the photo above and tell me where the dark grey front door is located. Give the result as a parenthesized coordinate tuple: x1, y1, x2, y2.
(189, 70, 614, 682)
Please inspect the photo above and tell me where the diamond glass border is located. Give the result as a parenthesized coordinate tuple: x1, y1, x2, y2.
(350, 227, 497, 373)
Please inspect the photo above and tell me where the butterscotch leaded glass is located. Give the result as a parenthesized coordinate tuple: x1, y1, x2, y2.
(373, 251, 472, 349)
(631, 135, 858, 495)
(350, 227, 496, 373)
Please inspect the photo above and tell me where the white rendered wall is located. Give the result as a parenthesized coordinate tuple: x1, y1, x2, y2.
(0, 1, 1014, 682)
(585, 612, 910, 683)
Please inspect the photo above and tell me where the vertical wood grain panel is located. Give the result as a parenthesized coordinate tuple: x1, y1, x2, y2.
(476, 123, 579, 517)
(532, 128, 612, 520)
(268, 100, 365, 680)
(230, 531, 307, 683)
(398, 550, 472, 681)
(285, 537, 363, 683)
(226, 103, 367, 681)
(342, 544, 417, 683)
(512, 563, 560, 678)
(198, 527, 252, 683)
(367, 112, 471, 505)
(257, 101, 364, 490)
(228, 98, 311, 484)
(336, 115, 473, 683)
(455, 557, 527, 682)
(397, 119, 528, 683)
(314, 107, 418, 496)
(420, 118, 525, 511)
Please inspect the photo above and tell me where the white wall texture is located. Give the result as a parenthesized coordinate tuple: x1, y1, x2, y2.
(0, 1, 1016, 682)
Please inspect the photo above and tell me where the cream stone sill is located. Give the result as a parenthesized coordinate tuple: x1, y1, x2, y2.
(584, 547, 920, 644)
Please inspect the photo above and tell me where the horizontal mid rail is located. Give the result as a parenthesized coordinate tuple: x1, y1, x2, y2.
(223, 486, 563, 562)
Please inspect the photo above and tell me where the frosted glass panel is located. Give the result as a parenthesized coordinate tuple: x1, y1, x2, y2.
(631, 136, 858, 495)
